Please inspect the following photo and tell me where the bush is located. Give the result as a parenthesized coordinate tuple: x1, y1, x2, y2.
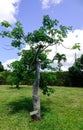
(69, 66, 83, 87)
(0, 71, 10, 85)
(55, 71, 71, 86)
(0, 75, 5, 84)
(40, 72, 56, 86)
(1, 70, 81, 87)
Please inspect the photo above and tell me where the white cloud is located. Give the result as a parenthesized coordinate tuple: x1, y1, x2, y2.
(3, 59, 17, 70)
(22, 44, 30, 50)
(40, 0, 62, 9)
(48, 29, 83, 70)
(0, 0, 21, 24)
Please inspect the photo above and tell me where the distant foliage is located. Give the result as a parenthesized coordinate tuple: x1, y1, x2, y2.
(1, 70, 83, 87)
(69, 54, 83, 87)
(0, 71, 10, 84)
(0, 61, 4, 72)
(54, 71, 71, 86)
(0, 71, 70, 87)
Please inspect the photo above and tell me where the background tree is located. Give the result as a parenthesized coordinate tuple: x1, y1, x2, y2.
(69, 54, 83, 87)
(0, 62, 5, 84)
(9, 60, 26, 88)
(0, 61, 4, 72)
(0, 70, 10, 84)
(0, 15, 71, 120)
(53, 53, 67, 71)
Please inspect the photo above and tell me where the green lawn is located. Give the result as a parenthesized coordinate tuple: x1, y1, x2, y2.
(0, 85, 83, 130)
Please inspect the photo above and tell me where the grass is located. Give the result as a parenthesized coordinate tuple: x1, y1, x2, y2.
(0, 85, 83, 130)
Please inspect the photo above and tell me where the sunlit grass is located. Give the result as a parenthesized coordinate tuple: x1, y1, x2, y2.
(0, 85, 83, 130)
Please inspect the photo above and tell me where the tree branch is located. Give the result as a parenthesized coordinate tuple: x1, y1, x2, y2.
(61, 43, 72, 49)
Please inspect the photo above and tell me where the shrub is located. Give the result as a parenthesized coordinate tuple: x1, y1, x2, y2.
(55, 71, 71, 86)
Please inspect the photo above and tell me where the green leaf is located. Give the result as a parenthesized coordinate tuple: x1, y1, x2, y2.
(1, 21, 11, 28)
(72, 43, 80, 50)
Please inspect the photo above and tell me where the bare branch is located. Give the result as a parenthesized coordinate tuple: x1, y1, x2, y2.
(61, 43, 72, 49)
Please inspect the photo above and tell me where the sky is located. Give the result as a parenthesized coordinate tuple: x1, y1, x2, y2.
(0, 0, 83, 70)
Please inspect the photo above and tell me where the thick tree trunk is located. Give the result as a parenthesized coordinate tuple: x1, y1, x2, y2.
(32, 61, 41, 120)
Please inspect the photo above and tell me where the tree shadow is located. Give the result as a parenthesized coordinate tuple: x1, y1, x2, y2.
(7, 97, 51, 117)
(8, 97, 33, 114)
(8, 85, 29, 90)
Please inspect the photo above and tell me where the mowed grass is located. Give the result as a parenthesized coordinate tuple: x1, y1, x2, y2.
(0, 85, 83, 130)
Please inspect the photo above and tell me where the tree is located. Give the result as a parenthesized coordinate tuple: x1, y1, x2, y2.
(0, 61, 4, 72)
(53, 53, 66, 71)
(69, 54, 83, 87)
(0, 70, 10, 84)
(0, 15, 71, 120)
(9, 60, 26, 88)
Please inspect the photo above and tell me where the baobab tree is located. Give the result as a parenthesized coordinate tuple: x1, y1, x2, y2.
(0, 15, 71, 120)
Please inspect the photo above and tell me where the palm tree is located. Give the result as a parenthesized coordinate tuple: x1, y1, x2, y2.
(53, 53, 67, 71)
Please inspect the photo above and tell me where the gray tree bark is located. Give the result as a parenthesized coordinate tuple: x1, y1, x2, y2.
(32, 60, 41, 120)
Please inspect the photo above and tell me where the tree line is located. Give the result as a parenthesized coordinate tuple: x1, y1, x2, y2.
(0, 53, 83, 87)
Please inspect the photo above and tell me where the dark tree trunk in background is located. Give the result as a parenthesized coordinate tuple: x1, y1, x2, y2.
(16, 83, 19, 89)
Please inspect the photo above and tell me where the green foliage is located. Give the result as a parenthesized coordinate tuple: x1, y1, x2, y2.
(0, 70, 10, 84)
(53, 53, 66, 62)
(11, 40, 23, 48)
(72, 43, 80, 50)
(11, 21, 24, 39)
(9, 60, 26, 87)
(69, 54, 83, 87)
(39, 73, 55, 96)
(22, 72, 34, 85)
(0, 30, 12, 38)
(55, 71, 71, 86)
(80, 54, 83, 65)
(53, 53, 67, 71)
(20, 49, 36, 71)
(42, 85, 55, 96)
(10, 21, 24, 49)
(0, 21, 24, 49)
(25, 15, 71, 47)
(6, 75, 14, 85)
(40, 72, 56, 86)
(59, 25, 72, 38)
(0, 71, 71, 87)
(43, 15, 59, 29)
(1, 21, 11, 28)
(0, 61, 4, 72)
(19, 48, 52, 72)
(26, 29, 53, 44)
(0, 75, 5, 84)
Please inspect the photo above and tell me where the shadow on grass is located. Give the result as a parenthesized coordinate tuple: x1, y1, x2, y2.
(7, 97, 51, 117)
(8, 97, 33, 114)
